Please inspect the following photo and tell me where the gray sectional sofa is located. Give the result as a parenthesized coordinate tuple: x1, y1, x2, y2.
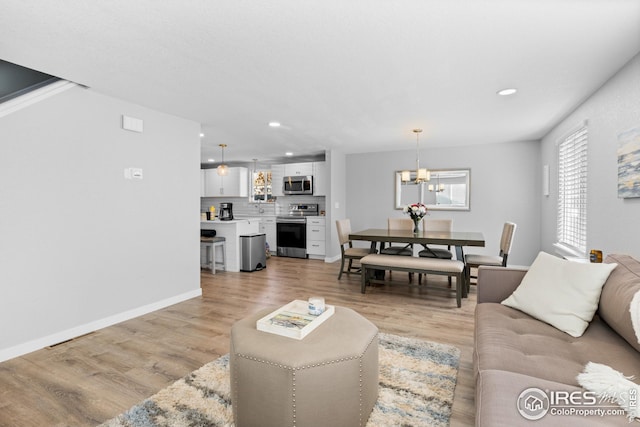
(474, 254, 640, 426)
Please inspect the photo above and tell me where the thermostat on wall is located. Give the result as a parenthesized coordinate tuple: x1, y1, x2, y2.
(124, 168, 143, 180)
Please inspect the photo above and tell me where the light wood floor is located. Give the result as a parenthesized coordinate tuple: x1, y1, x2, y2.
(0, 256, 476, 427)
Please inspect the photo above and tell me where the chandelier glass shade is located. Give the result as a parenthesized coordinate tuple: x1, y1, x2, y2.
(428, 168, 445, 192)
(217, 144, 228, 176)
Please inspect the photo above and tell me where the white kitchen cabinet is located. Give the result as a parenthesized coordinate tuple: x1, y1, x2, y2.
(271, 162, 327, 197)
(284, 162, 314, 176)
(259, 216, 277, 253)
(312, 161, 327, 196)
(306, 216, 326, 258)
(203, 169, 222, 197)
(203, 167, 248, 197)
(201, 219, 259, 272)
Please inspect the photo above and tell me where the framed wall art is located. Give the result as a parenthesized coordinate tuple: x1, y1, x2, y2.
(617, 125, 640, 198)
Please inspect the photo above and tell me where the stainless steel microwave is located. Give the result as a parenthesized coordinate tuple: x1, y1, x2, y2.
(283, 175, 313, 195)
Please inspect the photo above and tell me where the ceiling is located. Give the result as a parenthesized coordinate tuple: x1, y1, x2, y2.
(1, 0, 639, 165)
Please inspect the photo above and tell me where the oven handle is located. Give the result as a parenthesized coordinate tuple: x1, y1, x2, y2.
(276, 218, 307, 224)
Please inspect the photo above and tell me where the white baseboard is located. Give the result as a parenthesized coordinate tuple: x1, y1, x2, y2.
(0, 288, 202, 363)
(324, 254, 341, 263)
(307, 254, 341, 263)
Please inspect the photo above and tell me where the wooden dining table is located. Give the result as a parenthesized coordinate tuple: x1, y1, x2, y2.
(348, 228, 485, 260)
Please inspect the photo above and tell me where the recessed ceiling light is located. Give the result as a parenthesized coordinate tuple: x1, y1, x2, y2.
(497, 88, 517, 96)
(285, 152, 293, 156)
(207, 158, 215, 162)
(200, 133, 205, 137)
(269, 122, 281, 127)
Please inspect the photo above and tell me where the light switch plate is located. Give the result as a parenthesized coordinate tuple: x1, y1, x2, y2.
(122, 115, 144, 133)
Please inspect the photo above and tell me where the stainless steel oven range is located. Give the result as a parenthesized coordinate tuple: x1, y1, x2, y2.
(276, 203, 319, 259)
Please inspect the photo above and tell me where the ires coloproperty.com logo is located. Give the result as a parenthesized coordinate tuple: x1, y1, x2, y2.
(518, 388, 551, 420)
(517, 387, 634, 420)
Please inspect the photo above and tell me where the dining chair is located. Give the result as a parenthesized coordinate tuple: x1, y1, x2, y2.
(418, 218, 453, 285)
(380, 218, 414, 256)
(418, 218, 453, 259)
(336, 219, 372, 280)
(464, 221, 517, 289)
(380, 217, 414, 282)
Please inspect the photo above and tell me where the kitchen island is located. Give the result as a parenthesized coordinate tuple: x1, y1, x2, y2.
(201, 219, 260, 272)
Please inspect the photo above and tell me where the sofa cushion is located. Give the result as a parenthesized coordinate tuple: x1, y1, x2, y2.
(501, 251, 617, 337)
(474, 303, 640, 387)
(599, 254, 640, 353)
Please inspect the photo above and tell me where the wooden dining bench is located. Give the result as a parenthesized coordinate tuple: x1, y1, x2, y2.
(359, 254, 466, 307)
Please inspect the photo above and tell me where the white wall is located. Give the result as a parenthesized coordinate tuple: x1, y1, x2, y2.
(326, 149, 347, 261)
(0, 85, 201, 361)
(345, 140, 541, 266)
(540, 53, 640, 259)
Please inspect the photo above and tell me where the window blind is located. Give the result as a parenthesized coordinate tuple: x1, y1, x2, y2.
(557, 126, 588, 255)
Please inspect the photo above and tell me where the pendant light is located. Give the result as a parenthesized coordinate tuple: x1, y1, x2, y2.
(401, 129, 430, 183)
(217, 144, 228, 176)
(428, 173, 445, 192)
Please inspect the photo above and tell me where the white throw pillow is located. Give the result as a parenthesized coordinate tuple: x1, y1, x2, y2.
(501, 251, 617, 337)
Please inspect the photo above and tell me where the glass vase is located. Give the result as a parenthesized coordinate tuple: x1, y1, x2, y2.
(412, 217, 421, 234)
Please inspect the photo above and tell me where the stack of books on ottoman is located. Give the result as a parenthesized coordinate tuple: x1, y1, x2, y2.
(256, 299, 335, 339)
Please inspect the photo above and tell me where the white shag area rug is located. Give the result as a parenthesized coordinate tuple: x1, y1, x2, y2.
(99, 333, 460, 427)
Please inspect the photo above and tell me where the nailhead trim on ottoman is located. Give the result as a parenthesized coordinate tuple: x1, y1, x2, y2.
(230, 306, 379, 427)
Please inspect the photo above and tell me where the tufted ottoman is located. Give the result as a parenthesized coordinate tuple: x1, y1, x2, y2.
(230, 306, 379, 427)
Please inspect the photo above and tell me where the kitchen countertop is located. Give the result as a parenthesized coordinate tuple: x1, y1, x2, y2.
(201, 219, 256, 224)
(201, 215, 271, 223)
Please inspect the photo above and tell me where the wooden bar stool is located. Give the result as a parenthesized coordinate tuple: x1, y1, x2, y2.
(200, 236, 226, 274)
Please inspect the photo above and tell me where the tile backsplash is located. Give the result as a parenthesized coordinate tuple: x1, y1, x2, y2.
(201, 196, 326, 217)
